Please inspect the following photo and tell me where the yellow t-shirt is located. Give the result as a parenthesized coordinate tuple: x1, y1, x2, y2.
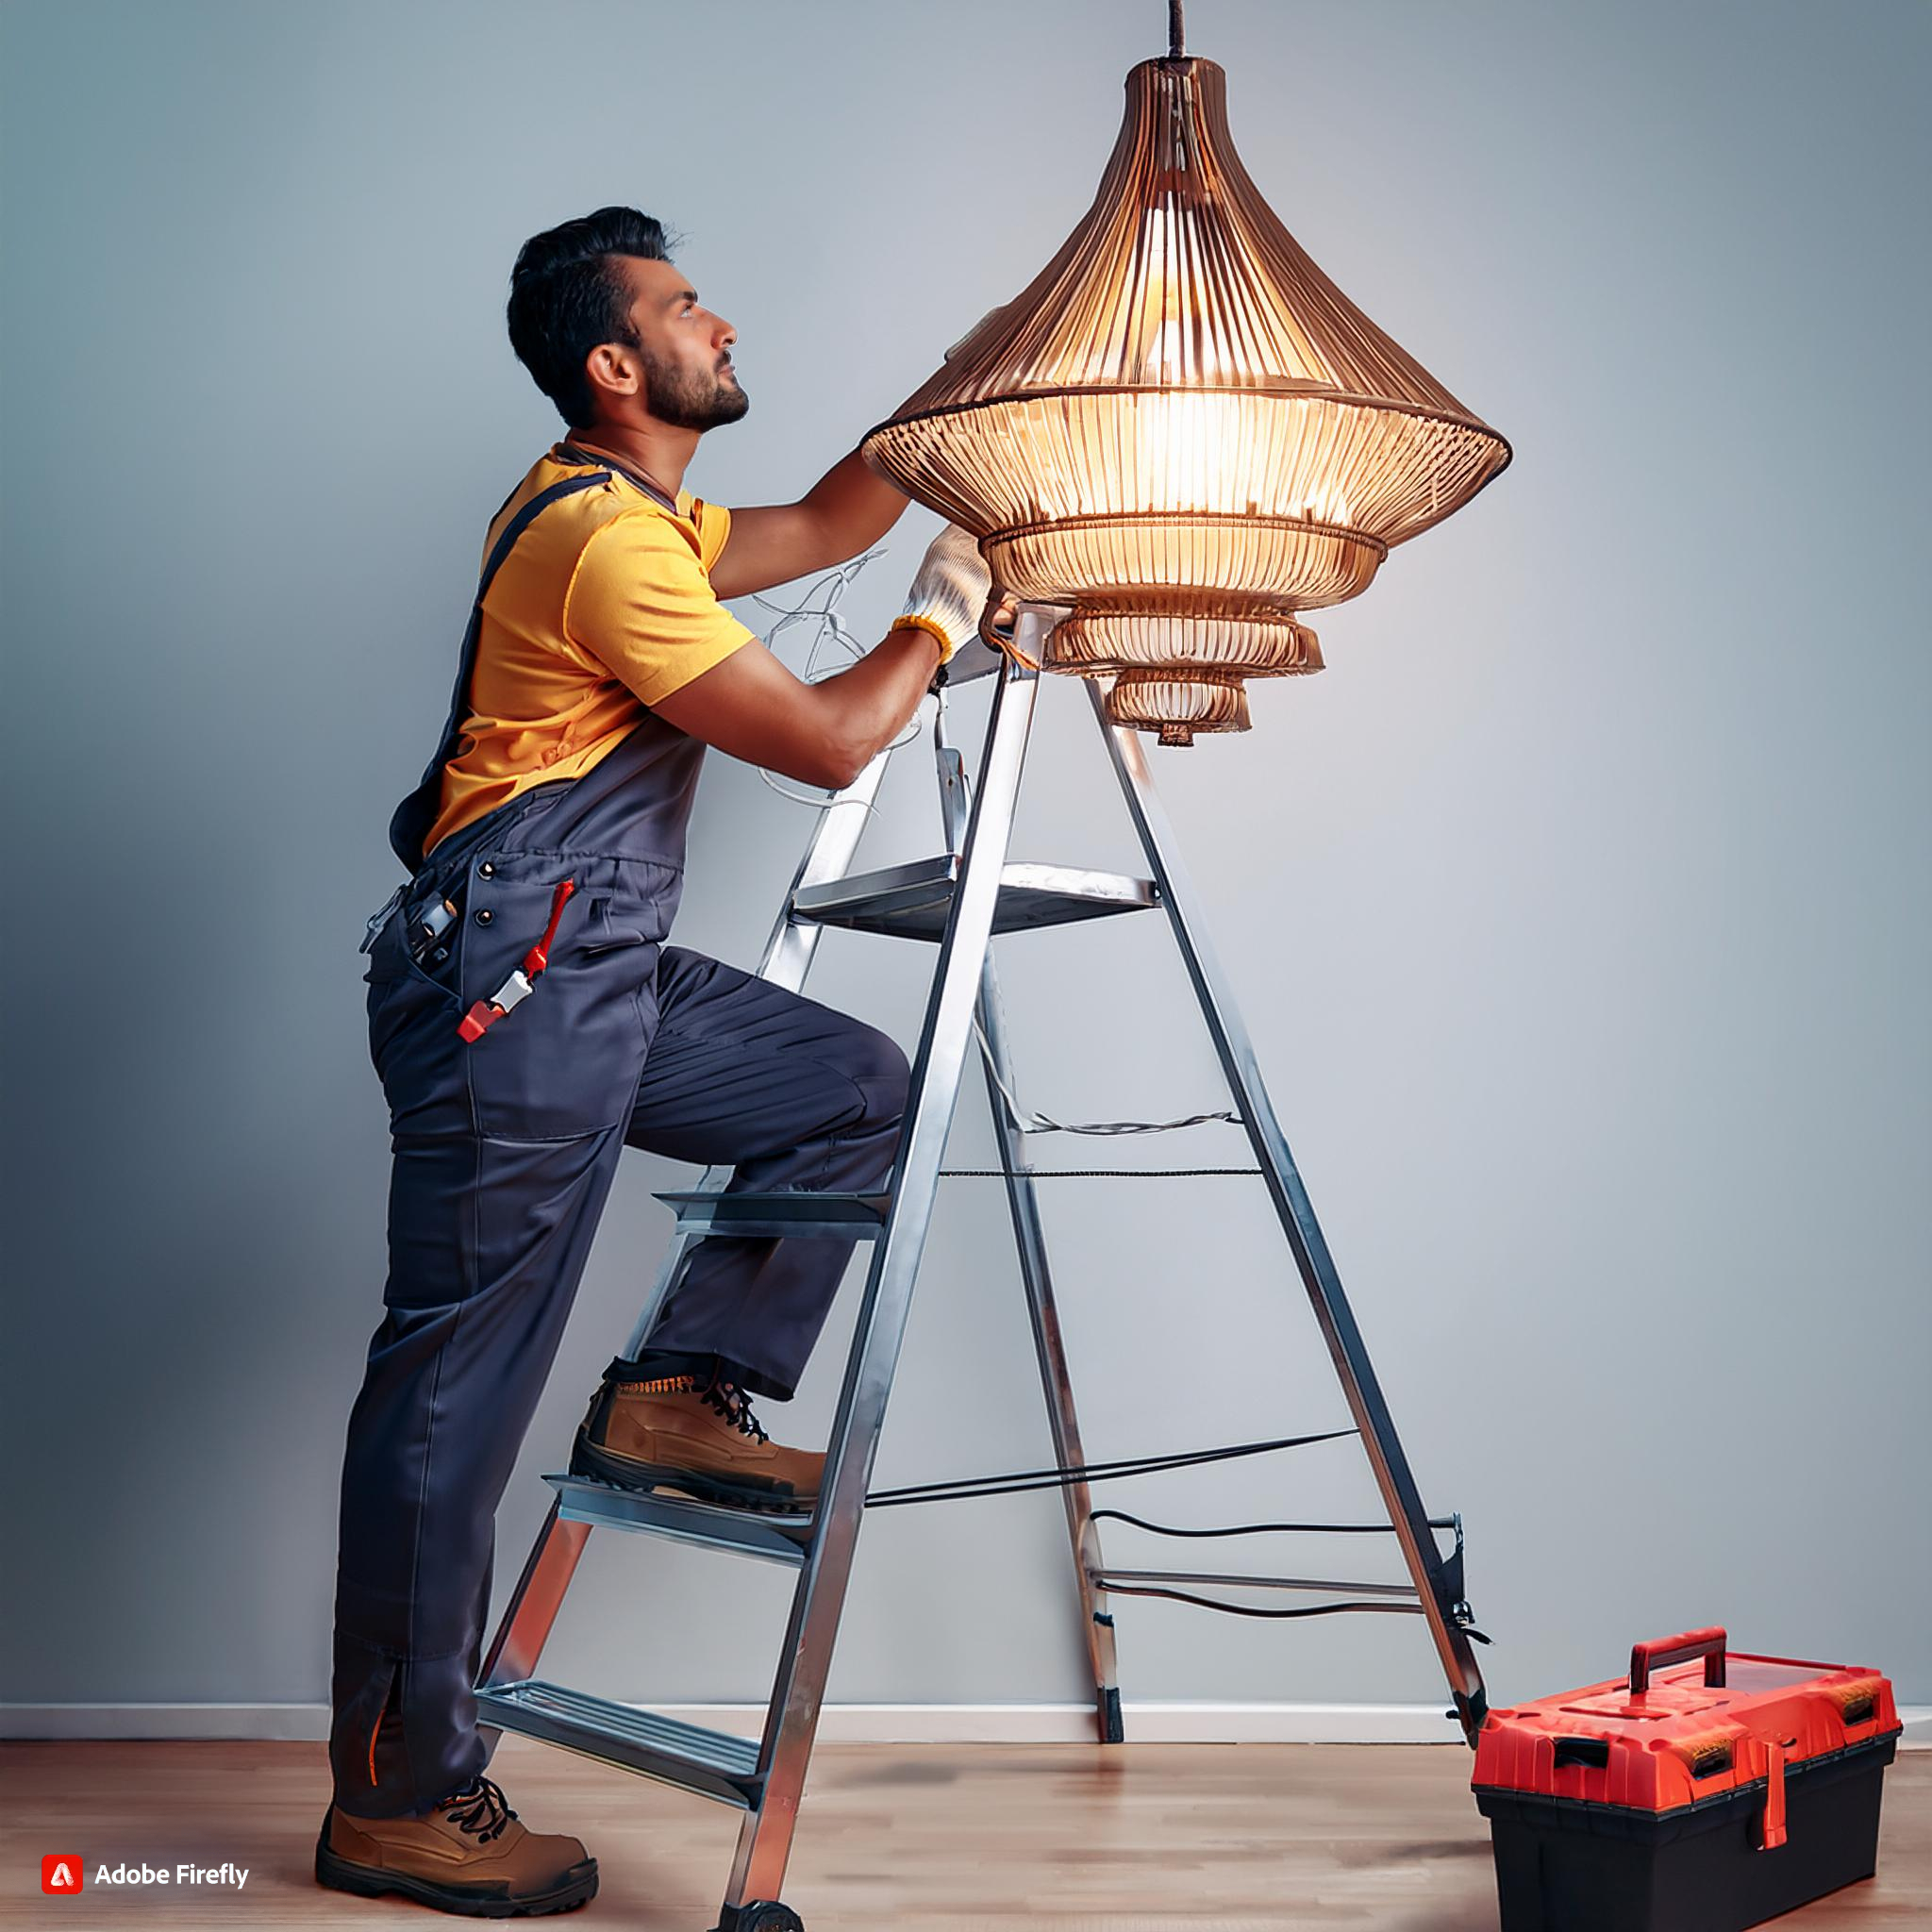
(423, 444, 757, 858)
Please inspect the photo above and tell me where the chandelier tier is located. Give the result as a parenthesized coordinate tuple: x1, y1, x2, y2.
(860, 27, 1510, 742)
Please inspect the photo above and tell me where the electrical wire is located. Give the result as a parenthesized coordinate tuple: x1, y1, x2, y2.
(971, 1008, 1242, 1138)
(863, 1426, 1356, 1509)
(1098, 1587, 1420, 1622)
(1091, 1507, 1457, 1538)
(749, 546, 926, 813)
(938, 1166, 1262, 1178)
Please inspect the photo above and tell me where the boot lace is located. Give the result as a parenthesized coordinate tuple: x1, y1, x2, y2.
(439, 1774, 517, 1843)
(703, 1375, 770, 1445)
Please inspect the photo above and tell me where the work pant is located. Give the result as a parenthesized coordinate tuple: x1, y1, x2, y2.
(329, 938, 910, 1818)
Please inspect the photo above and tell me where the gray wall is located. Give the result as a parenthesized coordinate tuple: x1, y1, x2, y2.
(4, 0, 1926, 1720)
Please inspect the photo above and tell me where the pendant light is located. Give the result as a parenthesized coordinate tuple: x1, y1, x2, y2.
(861, 1, 1511, 742)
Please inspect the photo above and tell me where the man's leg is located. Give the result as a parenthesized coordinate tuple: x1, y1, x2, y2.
(329, 1127, 627, 1817)
(613, 944, 911, 1400)
(331, 880, 656, 1822)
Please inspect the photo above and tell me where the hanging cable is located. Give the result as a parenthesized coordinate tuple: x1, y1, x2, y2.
(971, 1010, 1242, 1137)
(1103, 1586, 1419, 1622)
(863, 1425, 1356, 1509)
(938, 1165, 1262, 1178)
(1091, 1507, 1457, 1538)
(747, 546, 926, 813)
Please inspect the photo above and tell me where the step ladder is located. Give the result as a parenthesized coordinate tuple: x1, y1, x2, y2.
(474, 611, 1490, 1932)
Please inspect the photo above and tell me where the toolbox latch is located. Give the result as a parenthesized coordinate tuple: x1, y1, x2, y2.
(1758, 1738, 1789, 1852)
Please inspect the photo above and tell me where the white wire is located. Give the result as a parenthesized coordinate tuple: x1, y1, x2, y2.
(749, 546, 924, 812)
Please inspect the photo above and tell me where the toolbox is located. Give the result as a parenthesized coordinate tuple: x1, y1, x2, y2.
(1470, 1627, 1901, 1932)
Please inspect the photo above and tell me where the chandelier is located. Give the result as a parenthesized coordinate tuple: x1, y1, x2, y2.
(861, 3, 1511, 743)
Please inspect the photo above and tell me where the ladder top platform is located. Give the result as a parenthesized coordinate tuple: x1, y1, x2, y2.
(792, 855, 1158, 941)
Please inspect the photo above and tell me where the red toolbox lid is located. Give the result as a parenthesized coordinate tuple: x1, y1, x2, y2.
(1471, 1627, 1901, 1817)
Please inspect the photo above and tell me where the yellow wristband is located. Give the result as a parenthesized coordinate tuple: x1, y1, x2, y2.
(890, 612, 956, 663)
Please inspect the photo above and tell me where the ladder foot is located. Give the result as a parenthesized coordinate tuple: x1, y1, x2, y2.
(711, 1903, 804, 1932)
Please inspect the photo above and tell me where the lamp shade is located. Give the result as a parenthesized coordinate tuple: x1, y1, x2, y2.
(860, 51, 1511, 742)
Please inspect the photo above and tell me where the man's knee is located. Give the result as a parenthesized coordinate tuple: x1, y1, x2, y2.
(845, 1026, 911, 1127)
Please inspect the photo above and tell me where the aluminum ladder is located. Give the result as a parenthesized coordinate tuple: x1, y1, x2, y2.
(474, 611, 1490, 1932)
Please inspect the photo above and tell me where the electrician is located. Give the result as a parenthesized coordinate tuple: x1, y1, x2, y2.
(317, 206, 991, 1918)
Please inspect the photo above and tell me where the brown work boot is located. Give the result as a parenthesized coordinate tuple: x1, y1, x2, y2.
(315, 1775, 596, 1918)
(571, 1368, 823, 1512)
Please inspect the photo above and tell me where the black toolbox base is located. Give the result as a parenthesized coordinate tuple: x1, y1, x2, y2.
(1474, 1736, 1896, 1932)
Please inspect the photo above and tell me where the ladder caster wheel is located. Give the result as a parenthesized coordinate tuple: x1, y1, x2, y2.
(714, 1905, 803, 1932)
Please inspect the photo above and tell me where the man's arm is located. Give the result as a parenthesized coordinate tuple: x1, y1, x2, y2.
(652, 521, 993, 790)
(707, 447, 912, 599)
(651, 625, 943, 791)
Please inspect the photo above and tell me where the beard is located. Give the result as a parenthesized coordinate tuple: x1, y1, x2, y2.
(641, 346, 750, 431)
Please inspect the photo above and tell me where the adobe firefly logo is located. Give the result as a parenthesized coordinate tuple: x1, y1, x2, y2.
(42, 1856, 83, 1894)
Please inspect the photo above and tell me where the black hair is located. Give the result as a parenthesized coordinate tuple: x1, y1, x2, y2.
(506, 207, 675, 428)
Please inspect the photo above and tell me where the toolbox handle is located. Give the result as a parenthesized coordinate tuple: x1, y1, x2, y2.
(1629, 1626, 1727, 1693)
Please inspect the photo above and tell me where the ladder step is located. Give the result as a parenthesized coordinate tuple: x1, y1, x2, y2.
(1092, 1567, 1421, 1598)
(544, 1472, 812, 1567)
(475, 1680, 763, 1808)
(792, 856, 1157, 941)
(654, 1189, 891, 1239)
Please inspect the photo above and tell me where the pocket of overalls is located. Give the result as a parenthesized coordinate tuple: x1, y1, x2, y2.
(362, 878, 464, 1000)
(460, 879, 659, 1139)
(358, 879, 475, 1139)
(576, 896, 656, 956)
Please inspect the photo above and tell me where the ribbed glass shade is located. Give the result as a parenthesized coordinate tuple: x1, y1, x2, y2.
(861, 52, 1511, 741)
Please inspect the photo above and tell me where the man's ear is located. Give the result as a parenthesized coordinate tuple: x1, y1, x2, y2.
(584, 342, 641, 413)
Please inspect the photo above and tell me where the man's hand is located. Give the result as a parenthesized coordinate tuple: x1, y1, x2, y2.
(653, 525, 1008, 792)
(894, 524, 992, 665)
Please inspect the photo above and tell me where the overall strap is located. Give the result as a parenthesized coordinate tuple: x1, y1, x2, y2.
(386, 469, 611, 873)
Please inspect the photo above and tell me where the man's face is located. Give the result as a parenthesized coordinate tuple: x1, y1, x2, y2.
(609, 254, 748, 431)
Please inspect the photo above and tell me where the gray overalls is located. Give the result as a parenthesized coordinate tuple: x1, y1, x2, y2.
(329, 464, 909, 1818)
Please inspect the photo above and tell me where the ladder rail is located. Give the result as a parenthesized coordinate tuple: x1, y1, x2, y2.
(1088, 681, 1490, 1744)
(974, 950, 1125, 1740)
(939, 696, 1124, 1743)
(476, 1497, 589, 1690)
(724, 646, 1044, 1912)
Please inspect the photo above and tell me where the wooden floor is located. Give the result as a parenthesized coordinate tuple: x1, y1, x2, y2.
(2, 1740, 1924, 1927)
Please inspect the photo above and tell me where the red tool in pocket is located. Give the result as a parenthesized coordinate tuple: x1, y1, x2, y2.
(458, 878, 576, 1042)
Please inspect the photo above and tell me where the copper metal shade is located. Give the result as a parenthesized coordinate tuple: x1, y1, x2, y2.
(861, 42, 1511, 741)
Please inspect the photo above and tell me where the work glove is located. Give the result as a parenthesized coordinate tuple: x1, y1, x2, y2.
(894, 523, 992, 666)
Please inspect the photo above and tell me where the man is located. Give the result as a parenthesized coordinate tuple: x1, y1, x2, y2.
(318, 206, 992, 1917)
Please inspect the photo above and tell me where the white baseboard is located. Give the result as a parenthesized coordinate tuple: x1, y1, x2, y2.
(7, 1702, 1928, 1747)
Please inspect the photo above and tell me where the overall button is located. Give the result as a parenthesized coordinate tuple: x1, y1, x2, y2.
(475, 908, 493, 925)
(477, 861, 495, 878)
